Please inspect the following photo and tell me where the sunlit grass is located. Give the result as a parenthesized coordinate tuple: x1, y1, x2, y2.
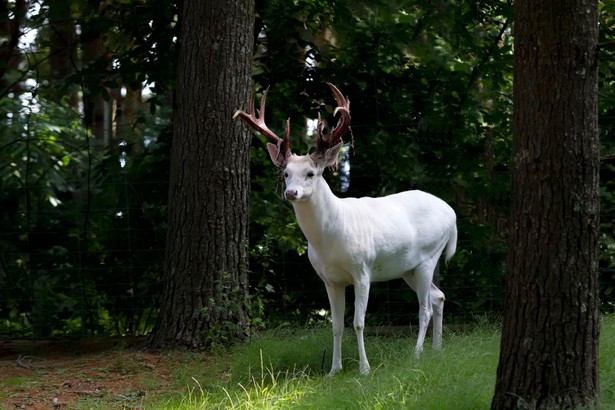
(600, 314, 615, 408)
(156, 315, 615, 409)
(160, 321, 498, 409)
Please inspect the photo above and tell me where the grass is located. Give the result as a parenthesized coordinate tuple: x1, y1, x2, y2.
(146, 315, 615, 409)
(8, 317, 607, 409)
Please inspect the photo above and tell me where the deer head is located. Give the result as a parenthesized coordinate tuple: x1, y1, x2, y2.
(234, 83, 351, 202)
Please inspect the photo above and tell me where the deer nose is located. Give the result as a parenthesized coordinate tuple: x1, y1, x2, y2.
(285, 189, 298, 201)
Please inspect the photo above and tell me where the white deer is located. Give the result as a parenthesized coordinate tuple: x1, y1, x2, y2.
(234, 83, 457, 375)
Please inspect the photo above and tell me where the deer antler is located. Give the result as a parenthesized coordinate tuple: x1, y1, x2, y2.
(233, 87, 292, 164)
(234, 84, 351, 168)
(315, 83, 352, 154)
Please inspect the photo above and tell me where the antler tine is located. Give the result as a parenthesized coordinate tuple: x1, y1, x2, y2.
(327, 82, 350, 112)
(233, 87, 292, 157)
(327, 83, 351, 143)
(282, 117, 291, 156)
(315, 112, 328, 152)
(316, 83, 351, 152)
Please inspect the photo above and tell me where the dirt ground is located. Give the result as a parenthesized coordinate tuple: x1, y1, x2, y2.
(0, 337, 181, 409)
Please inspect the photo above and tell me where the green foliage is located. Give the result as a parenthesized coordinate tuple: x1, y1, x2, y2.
(84, 103, 172, 336)
(202, 272, 267, 348)
(0, 0, 177, 337)
(598, 1, 615, 312)
(249, 0, 515, 323)
(0, 93, 90, 336)
(0, 87, 172, 336)
(75, 0, 179, 110)
(246, 0, 615, 324)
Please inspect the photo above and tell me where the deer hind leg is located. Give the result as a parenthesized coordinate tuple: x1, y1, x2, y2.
(325, 283, 346, 376)
(430, 283, 445, 350)
(402, 259, 439, 356)
(353, 278, 371, 375)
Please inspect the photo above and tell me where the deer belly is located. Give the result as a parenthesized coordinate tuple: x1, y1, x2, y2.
(308, 248, 414, 285)
(370, 250, 421, 282)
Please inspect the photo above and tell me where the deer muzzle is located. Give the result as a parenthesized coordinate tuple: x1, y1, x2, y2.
(284, 189, 299, 201)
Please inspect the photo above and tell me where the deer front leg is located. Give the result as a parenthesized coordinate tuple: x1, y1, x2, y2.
(353, 278, 371, 375)
(325, 283, 346, 376)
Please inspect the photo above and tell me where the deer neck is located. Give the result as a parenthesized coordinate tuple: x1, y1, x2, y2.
(290, 177, 342, 247)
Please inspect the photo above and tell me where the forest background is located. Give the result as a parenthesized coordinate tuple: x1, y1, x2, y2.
(1, 0, 614, 339)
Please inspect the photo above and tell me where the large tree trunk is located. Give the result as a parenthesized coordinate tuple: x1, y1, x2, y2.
(492, 0, 600, 409)
(147, 0, 255, 349)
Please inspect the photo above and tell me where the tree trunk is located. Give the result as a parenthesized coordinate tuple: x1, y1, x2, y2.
(492, 0, 600, 409)
(80, 0, 110, 146)
(48, 0, 76, 84)
(0, 0, 26, 92)
(47, 0, 82, 111)
(147, 0, 255, 349)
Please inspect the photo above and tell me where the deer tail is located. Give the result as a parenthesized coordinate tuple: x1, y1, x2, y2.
(444, 224, 457, 265)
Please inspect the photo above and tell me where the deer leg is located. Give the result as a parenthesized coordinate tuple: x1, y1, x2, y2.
(414, 278, 432, 356)
(353, 278, 371, 375)
(325, 283, 346, 376)
(430, 283, 445, 349)
(403, 261, 437, 357)
(404, 277, 446, 351)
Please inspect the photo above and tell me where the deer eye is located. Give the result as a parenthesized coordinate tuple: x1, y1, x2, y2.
(284, 172, 289, 178)
(306, 171, 315, 178)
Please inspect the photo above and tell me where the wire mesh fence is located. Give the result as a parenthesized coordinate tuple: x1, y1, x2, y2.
(1, 171, 614, 340)
(2, 74, 615, 338)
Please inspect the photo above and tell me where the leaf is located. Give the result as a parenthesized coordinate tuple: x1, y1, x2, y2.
(453, 62, 470, 73)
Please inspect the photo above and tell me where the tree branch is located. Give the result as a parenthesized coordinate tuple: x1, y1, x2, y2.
(598, 40, 615, 50)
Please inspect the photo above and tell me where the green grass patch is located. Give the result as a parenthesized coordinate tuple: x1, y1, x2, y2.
(155, 316, 615, 410)
(1, 376, 36, 388)
(28, 316, 601, 409)
(157, 321, 496, 409)
(600, 314, 615, 408)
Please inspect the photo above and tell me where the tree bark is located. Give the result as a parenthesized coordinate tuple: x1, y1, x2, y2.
(492, 0, 600, 408)
(0, 0, 26, 93)
(147, 0, 255, 349)
(48, 0, 76, 83)
(80, 0, 110, 146)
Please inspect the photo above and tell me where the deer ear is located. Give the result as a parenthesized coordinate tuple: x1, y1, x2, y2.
(267, 142, 285, 167)
(314, 141, 343, 168)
